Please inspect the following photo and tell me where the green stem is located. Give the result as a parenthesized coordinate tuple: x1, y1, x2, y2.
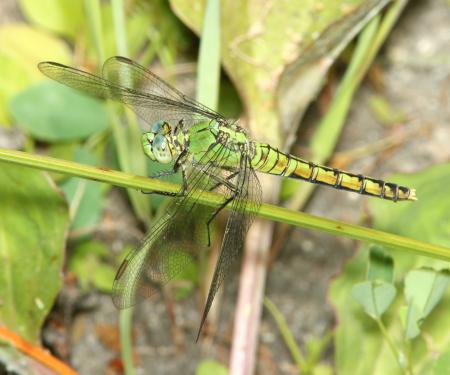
(119, 308, 135, 375)
(196, 0, 221, 109)
(404, 340, 414, 375)
(264, 297, 307, 372)
(0, 149, 449, 262)
(375, 317, 406, 374)
(111, 0, 129, 56)
(84, 0, 105, 62)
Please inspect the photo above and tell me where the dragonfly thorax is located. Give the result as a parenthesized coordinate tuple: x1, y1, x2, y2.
(141, 120, 179, 164)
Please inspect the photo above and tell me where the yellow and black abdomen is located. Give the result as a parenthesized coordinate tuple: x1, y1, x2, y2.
(251, 143, 416, 202)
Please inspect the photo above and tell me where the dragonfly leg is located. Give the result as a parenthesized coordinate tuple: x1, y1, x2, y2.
(204, 171, 240, 246)
(206, 196, 234, 247)
(208, 170, 239, 192)
(141, 167, 188, 197)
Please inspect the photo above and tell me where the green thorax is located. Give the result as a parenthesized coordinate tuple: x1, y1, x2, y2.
(187, 121, 248, 168)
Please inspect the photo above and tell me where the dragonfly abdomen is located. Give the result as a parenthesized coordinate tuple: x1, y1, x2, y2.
(251, 143, 416, 201)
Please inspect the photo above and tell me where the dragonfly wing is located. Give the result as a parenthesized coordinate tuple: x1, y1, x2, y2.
(102, 56, 226, 126)
(38, 57, 223, 129)
(112, 141, 234, 309)
(198, 153, 262, 337)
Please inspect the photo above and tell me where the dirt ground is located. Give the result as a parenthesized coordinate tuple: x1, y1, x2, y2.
(1, 0, 449, 374)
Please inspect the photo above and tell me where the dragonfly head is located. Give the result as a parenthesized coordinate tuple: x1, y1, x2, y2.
(142, 120, 176, 164)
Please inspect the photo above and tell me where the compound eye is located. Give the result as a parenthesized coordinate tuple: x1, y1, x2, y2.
(152, 134, 173, 163)
(151, 120, 165, 133)
(141, 132, 156, 160)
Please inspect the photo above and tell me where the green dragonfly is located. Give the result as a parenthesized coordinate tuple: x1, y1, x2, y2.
(38, 56, 416, 337)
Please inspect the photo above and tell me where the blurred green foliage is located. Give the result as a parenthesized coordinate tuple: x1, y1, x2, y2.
(0, 162, 69, 343)
(0, 1, 448, 374)
(0, 0, 198, 347)
(331, 165, 450, 374)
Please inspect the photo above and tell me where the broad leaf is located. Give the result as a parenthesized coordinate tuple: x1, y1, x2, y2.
(170, 0, 390, 146)
(0, 163, 69, 342)
(402, 268, 450, 339)
(368, 245, 394, 283)
(10, 82, 109, 142)
(19, 0, 84, 38)
(352, 280, 396, 318)
(0, 24, 70, 125)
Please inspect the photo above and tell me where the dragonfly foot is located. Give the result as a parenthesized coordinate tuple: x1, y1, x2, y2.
(140, 189, 184, 197)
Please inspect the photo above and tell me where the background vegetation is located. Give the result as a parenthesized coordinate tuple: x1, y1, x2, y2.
(0, 0, 449, 374)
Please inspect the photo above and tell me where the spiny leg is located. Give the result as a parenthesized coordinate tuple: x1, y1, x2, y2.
(141, 166, 188, 197)
(204, 171, 240, 246)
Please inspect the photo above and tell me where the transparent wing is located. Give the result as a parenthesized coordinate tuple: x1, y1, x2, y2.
(102, 56, 225, 127)
(197, 153, 262, 337)
(111, 141, 235, 309)
(38, 56, 225, 128)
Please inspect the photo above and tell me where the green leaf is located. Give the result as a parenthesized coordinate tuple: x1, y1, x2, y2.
(0, 24, 70, 125)
(0, 163, 69, 343)
(405, 269, 450, 318)
(433, 351, 450, 375)
(0, 24, 71, 78)
(10, 81, 109, 142)
(172, 0, 391, 146)
(68, 240, 115, 292)
(0, 53, 31, 126)
(399, 303, 421, 340)
(59, 148, 103, 233)
(196, 360, 228, 375)
(368, 245, 394, 283)
(19, 0, 84, 38)
(352, 280, 396, 318)
(85, 2, 175, 61)
(402, 268, 450, 339)
(370, 164, 450, 259)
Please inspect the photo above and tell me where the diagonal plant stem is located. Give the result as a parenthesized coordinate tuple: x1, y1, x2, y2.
(0, 150, 448, 260)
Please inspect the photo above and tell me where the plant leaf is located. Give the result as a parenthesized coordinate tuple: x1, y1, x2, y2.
(331, 165, 450, 374)
(59, 148, 103, 232)
(401, 268, 450, 339)
(171, 0, 390, 145)
(10, 82, 109, 142)
(0, 24, 71, 78)
(368, 245, 394, 283)
(370, 164, 450, 265)
(352, 280, 396, 318)
(18, 0, 84, 38)
(433, 351, 450, 375)
(0, 163, 69, 342)
(68, 240, 115, 292)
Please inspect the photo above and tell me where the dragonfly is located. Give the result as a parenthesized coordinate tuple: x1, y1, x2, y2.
(38, 56, 416, 338)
